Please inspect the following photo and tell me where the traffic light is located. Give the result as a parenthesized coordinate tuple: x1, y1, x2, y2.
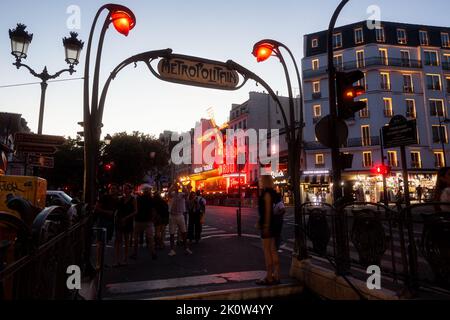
(371, 164, 391, 176)
(104, 162, 114, 171)
(336, 71, 366, 120)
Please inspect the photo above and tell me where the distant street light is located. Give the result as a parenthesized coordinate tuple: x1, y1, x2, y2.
(8, 24, 84, 134)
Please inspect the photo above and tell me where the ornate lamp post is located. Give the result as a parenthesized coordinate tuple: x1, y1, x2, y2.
(82, 4, 136, 207)
(252, 39, 307, 260)
(8, 24, 84, 134)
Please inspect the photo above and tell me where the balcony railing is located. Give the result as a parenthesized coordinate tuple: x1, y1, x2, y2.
(380, 83, 391, 91)
(406, 111, 416, 118)
(312, 92, 322, 99)
(345, 136, 380, 147)
(411, 161, 422, 169)
(443, 62, 450, 70)
(303, 56, 422, 78)
(384, 109, 393, 117)
(403, 86, 414, 93)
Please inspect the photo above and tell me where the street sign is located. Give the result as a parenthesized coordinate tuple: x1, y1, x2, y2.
(28, 155, 54, 168)
(382, 115, 418, 148)
(16, 144, 57, 154)
(14, 133, 65, 146)
(315, 115, 348, 148)
(157, 54, 239, 90)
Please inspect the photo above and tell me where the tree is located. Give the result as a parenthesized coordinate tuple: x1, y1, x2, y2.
(41, 136, 84, 196)
(101, 132, 169, 186)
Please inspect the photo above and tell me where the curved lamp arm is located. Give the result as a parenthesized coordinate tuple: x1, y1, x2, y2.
(226, 60, 291, 143)
(96, 49, 173, 139)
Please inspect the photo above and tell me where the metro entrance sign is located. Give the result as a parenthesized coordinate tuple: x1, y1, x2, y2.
(157, 54, 240, 90)
(382, 115, 418, 148)
(14, 133, 65, 155)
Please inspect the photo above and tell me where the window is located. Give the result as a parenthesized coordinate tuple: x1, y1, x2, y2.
(388, 151, 398, 167)
(333, 33, 342, 48)
(434, 152, 445, 168)
(334, 55, 343, 70)
(380, 72, 391, 90)
(312, 59, 320, 70)
(442, 33, 450, 48)
(419, 30, 429, 46)
(355, 28, 364, 44)
(359, 99, 369, 118)
(424, 51, 439, 66)
(383, 98, 393, 117)
(357, 72, 367, 90)
(447, 77, 450, 94)
(403, 74, 413, 93)
(379, 48, 388, 65)
(375, 26, 385, 42)
(356, 50, 365, 68)
(315, 154, 325, 166)
(430, 99, 445, 116)
(432, 125, 448, 143)
(313, 105, 321, 117)
(312, 38, 319, 48)
(410, 151, 421, 168)
(444, 54, 450, 69)
(313, 81, 321, 93)
(400, 50, 411, 67)
(361, 125, 371, 146)
(427, 74, 442, 91)
(363, 151, 372, 167)
(397, 29, 407, 44)
(406, 99, 416, 118)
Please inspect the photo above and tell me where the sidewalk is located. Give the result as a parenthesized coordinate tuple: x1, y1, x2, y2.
(95, 235, 303, 300)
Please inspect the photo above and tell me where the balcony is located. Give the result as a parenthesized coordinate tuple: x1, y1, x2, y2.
(411, 161, 422, 169)
(313, 116, 321, 124)
(345, 136, 380, 147)
(312, 92, 322, 99)
(303, 56, 422, 79)
(315, 163, 326, 168)
(384, 109, 393, 117)
(389, 161, 399, 168)
(362, 161, 373, 168)
(403, 86, 414, 93)
(427, 85, 442, 91)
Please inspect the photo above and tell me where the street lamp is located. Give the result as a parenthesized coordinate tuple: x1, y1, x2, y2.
(82, 4, 136, 207)
(438, 115, 450, 166)
(8, 24, 84, 135)
(252, 39, 306, 260)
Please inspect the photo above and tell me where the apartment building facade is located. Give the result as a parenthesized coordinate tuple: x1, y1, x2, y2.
(302, 21, 450, 202)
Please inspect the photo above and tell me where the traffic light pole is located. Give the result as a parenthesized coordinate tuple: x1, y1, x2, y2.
(327, 0, 350, 275)
(379, 129, 389, 206)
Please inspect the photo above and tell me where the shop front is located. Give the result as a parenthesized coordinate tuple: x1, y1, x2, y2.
(300, 170, 332, 204)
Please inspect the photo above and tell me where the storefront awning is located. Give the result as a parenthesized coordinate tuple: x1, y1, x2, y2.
(301, 174, 330, 185)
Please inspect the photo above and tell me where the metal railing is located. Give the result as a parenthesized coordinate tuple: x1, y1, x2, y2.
(300, 201, 450, 297)
(0, 199, 97, 300)
(304, 57, 422, 78)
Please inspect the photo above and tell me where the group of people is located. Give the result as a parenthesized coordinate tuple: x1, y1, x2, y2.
(94, 181, 206, 267)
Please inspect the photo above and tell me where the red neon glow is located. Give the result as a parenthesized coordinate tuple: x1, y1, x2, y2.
(254, 43, 274, 62)
(370, 164, 390, 176)
(111, 11, 135, 36)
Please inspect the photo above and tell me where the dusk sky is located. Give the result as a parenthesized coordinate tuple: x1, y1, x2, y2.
(1, 0, 449, 139)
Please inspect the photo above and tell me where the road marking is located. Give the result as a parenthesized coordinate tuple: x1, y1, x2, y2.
(105, 270, 267, 295)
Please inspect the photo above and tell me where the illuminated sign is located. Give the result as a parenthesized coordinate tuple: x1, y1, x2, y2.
(157, 55, 239, 90)
(271, 171, 285, 178)
(229, 176, 246, 189)
(219, 163, 236, 175)
(193, 164, 214, 174)
(303, 170, 330, 175)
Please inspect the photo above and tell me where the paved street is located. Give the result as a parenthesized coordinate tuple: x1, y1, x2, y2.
(98, 205, 300, 300)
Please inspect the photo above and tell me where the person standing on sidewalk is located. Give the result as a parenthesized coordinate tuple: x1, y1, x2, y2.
(131, 185, 157, 260)
(188, 190, 206, 244)
(94, 184, 119, 269)
(168, 183, 192, 256)
(255, 175, 280, 286)
(114, 183, 137, 266)
(153, 193, 169, 249)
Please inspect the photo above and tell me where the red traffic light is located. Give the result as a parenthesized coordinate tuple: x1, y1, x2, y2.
(111, 10, 136, 36)
(104, 163, 114, 171)
(252, 43, 274, 62)
(371, 164, 391, 176)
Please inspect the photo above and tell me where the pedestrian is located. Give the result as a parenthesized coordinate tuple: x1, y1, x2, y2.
(255, 175, 280, 286)
(273, 192, 286, 251)
(114, 183, 137, 266)
(131, 185, 157, 260)
(434, 167, 450, 211)
(153, 193, 169, 249)
(188, 190, 206, 244)
(416, 185, 423, 203)
(168, 182, 192, 256)
(94, 184, 119, 269)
